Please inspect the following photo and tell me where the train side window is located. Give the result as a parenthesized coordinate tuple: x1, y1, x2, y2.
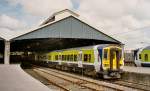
(104, 49, 108, 59)
(74, 55, 77, 61)
(145, 54, 148, 61)
(139, 54, 141, 59)
(48, 56, 51, 60)
(62, 55, 64, 61)
(67, 55, 69, 61)
(55, 55, 58, 60)
(65, 55, 67, 61)
(64, 55, 66, 60)
(69, 55, 71, 61)
(59, 55, 61, 60)
(71, 55, 73, 61)
(84, 54, 88, 62)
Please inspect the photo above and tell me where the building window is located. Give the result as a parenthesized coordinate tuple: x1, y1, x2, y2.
(145, 54, 148, 61)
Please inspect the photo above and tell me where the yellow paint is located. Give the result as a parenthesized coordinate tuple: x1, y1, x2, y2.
(103, 46, 123, 70)
(112, 51, 117, 69)
(46, 45, 124, 71)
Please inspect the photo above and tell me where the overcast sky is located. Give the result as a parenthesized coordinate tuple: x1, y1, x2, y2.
(0, 0, 150, 50)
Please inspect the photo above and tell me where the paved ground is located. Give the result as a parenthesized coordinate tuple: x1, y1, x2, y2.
(123, 66, 150, 74)
(0, 64, 51, 91)
(122, 66, 150, 86)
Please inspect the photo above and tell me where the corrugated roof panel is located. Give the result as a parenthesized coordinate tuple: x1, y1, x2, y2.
(13, 16, 120, 43)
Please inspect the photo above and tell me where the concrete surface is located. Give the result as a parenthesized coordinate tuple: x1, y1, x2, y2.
(122, 66, 150, 85)
(0, 64, 51, 91)
(123, 66, 150, 74)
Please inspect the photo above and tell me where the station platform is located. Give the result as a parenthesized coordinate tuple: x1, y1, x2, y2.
(123, 66, 150, 74)
(0, 64, 51, 91)
(122, 66, 150, 85)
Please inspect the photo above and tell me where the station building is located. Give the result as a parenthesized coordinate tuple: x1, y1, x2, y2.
(0, 9, 122, 64)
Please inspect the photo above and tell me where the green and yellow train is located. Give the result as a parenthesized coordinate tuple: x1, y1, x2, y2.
(134, 46, 150, 67)
(37, 44, 124, 79)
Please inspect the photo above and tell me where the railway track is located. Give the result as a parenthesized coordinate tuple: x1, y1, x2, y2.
(33, 67, 138, 91)
(110, 80, 150, 91)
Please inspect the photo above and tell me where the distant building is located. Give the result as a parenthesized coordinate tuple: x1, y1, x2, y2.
(124, 50, 135, 66)
(41, 9, 79, 25)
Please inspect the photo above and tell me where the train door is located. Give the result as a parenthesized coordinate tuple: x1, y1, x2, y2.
(134, 49, 142, 66)
(110, 49, 119, 70)
(78, 51, 83, 67)
(58, 53, 61, 65)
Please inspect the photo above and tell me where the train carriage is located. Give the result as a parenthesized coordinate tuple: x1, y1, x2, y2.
(36, 44, 124, 79)
(134, 46, 150, 67)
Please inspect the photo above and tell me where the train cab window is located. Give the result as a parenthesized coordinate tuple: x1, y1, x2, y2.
(84, 54, 88, 62)
(139, 54, 141, 59)
(88, 54, 91, 62)
(104, 49, 108, 59)
(74, 55, 77, 61)
(145, 54, 148, 61)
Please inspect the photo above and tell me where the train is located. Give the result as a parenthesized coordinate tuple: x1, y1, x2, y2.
(34, 44, 124, 79)
(134, 46, 150, 67)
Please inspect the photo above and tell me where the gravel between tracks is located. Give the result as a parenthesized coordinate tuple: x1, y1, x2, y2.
(34, 67, 138, 91)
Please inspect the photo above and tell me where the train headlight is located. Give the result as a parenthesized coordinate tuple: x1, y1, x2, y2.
(119, 63, 124, 69)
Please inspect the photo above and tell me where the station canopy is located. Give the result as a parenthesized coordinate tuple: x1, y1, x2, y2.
(11, 9, 122, 52)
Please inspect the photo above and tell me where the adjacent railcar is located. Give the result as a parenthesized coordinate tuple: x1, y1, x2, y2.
(134, 46, 150, 67)
(37, 44, 124, 79)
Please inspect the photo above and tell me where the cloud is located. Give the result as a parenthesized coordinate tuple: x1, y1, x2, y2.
(77, 0, 150, 49)
(0, 14, 27, 40)
(0, 0, 74, 40)
(3, 0, 150, 49)
(0, 14, 26, 30)
(7, 0, 73, 16)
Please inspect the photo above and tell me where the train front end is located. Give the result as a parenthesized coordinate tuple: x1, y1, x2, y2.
(98, 45, 124, 79)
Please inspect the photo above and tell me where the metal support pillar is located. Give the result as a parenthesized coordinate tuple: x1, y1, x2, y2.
(4, 41, 10, 64)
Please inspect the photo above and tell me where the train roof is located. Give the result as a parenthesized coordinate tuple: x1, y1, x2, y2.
(49, 44, 121, 52)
